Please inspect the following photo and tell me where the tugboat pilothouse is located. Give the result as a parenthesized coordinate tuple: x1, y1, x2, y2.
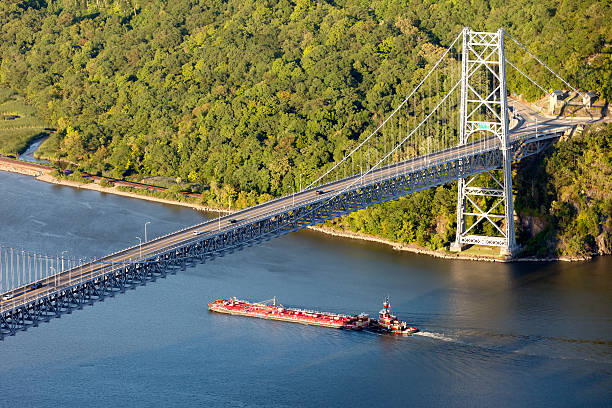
(377, 297, 418, 335)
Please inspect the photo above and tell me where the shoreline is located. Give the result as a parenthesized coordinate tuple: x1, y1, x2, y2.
(0, 158, 592, 263)
(307, 226, 590, 263)
(0, 157, 232, 214)
(35, 173, 234, 214)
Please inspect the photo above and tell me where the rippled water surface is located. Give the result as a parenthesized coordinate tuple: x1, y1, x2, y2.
(0, 172, 610, 407)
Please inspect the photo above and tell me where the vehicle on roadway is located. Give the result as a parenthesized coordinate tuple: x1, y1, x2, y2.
(193, 230, 202, 235)
(2, 293, 14, 300)
(29, 282, 43, 290)
(316, 190, 324, 195)
(229, 219, 237, 224)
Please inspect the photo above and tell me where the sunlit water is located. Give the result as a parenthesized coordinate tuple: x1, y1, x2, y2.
(0, 172, 610, 407)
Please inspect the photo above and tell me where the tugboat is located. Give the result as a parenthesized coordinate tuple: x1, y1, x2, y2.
(375, 297, 418, 335)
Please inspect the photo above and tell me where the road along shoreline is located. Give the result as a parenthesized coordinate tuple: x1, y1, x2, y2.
(0, 157, 591, 263)
(0, 157, 232, 213)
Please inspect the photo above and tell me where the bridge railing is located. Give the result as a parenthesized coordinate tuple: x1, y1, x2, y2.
(164, 122, 572, 257)
(0, 260, 115, 313)
(1, 119, 575, 314)
(107, 136, 504, 261)
(122, 138, 505, 261)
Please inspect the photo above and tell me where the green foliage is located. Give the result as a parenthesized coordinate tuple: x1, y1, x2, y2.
(115, 185, 200, 204)
(66, 171, 93, 184)
(328, 185, 457, 250)
(0, 87, 47, 156)
(372, 0, 612, 101)
(2, 0, 607, 189)
(0, 1, 609, 254)
(99, 177, 113, 188)
(515, 124, 612, 256)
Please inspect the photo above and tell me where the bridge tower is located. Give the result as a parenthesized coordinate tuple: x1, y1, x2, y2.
(451, 28, 517, 256)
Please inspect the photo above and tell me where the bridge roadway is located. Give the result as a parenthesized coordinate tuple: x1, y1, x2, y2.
(0, 104, 583, 313)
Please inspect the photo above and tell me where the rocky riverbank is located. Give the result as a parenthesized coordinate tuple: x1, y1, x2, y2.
(0, 157, 49, 177)
(307, 226, 591, 263)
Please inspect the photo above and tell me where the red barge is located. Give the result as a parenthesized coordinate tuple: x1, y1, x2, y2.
(208, 297, 370, 330)
(208, 297, 418, 335)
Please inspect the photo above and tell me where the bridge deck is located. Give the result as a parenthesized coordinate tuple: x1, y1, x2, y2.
(0, 104, 581, 315)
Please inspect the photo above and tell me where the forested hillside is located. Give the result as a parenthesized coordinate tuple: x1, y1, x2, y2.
(515, 124, 612, 257)
(0, 0, 610, 256)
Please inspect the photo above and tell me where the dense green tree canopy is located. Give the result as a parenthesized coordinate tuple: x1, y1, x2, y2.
(0, 0, 609, 192)
(0, 0, 610, 256)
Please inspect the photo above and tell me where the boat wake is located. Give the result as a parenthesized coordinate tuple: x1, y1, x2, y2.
(415, 328, 611, 363)
(414, 331, 455, 342)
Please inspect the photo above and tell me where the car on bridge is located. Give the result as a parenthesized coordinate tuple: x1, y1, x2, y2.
(193, 230, 202, 235)
(2, 293, 13, 300)
(29, 282, 43, 290)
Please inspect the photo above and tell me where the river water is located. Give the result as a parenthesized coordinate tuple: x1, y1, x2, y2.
(0, 171, 610, 407)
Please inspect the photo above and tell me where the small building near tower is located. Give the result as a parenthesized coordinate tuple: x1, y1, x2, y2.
(582, 91, 598, 108)
(549, 89, 567, 114)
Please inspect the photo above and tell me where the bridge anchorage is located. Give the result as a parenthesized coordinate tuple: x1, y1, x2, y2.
(0, 27, 592, 339)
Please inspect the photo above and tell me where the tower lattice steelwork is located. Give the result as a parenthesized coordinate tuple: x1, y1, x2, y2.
(451, 28, 517, 255)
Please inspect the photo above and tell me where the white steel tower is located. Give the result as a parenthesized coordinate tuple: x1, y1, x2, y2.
(451, 28, 517, 256)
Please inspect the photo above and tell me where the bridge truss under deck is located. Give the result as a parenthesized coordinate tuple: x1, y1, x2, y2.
(0, 131, 566, 339)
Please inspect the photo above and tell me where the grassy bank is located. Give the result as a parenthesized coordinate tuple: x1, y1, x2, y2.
(0, 88, 49, 156)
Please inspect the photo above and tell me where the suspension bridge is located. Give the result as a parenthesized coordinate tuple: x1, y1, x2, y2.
(0, 28, 600, 339)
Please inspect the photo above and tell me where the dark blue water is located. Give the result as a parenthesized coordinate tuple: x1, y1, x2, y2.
(0, 172, 610, 407)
